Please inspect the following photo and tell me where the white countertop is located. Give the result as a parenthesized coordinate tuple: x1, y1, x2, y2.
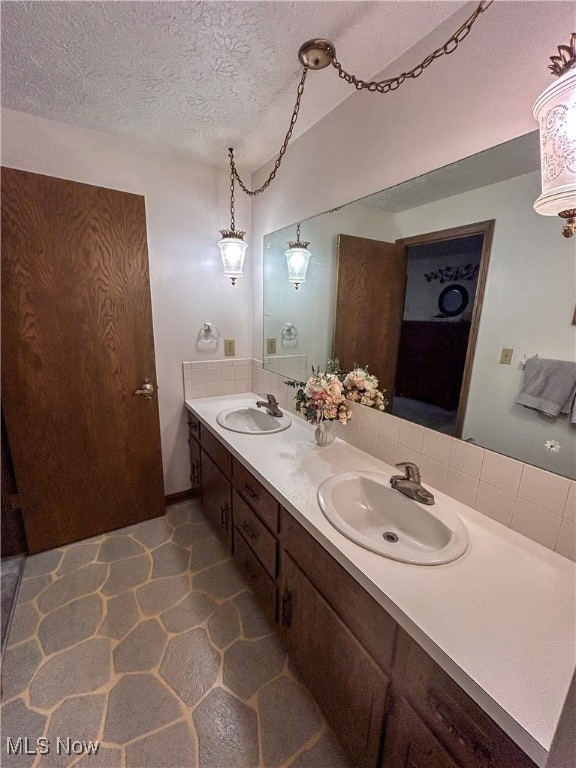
(185, 394, 576, 767)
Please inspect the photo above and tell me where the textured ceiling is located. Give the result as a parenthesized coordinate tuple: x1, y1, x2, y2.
(2, 1, 468, 171)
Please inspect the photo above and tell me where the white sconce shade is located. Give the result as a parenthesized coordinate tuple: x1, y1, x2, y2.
(533, 66, 576, 236)
(218, 236, 248, 285)
(285, 244, 311, 289)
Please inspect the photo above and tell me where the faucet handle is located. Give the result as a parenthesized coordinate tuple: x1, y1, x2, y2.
(395, 461, 421, 483)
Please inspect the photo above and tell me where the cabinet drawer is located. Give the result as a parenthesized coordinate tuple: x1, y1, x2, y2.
(233, 490, 277, 578)
(233, 459, 279, 533)
(187, 411, 201, 443)
(202, 428, 232, 479)
(395, 631, 537, 768)
(234, 528, 277, 624)
(280, 507, 396, 673)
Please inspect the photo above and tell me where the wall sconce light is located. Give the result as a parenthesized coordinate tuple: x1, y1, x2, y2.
(533, 34, 576, 237)
(285, 223, 311, 289)
(224, 2, 492, 203)
(218, 149, 248, 285)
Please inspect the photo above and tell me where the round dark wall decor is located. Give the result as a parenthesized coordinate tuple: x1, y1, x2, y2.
(438, 284, 469, 317)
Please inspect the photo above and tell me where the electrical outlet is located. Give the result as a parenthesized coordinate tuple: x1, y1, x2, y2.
(267, 338, 277, 355)
(224, 339, 235, 357)
(500, 347, 513, 365)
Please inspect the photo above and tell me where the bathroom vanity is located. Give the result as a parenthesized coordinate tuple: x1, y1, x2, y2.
(185, 394, 575, 768)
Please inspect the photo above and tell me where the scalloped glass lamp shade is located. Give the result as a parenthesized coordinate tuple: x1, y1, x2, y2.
(285, 244, 311, 289)
(533, 67, 576, 237)
(218, 236, 248, 285)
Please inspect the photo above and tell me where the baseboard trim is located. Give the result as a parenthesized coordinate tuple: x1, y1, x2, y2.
(164, 488, 199, 506)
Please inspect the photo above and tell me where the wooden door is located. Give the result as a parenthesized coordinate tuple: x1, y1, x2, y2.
(333, 235, 406, 405)
(1, 168, 165, 553)
(282, 554, 390, 768)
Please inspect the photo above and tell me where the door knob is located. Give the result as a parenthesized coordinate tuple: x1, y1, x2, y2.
(135, 378, 154, 400)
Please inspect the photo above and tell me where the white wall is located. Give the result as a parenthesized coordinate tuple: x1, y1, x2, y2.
(250, 1, 575, 355)
(395, 172, 575, 478)
(263, 200, 398, 378)
(1, 108, 252, 495)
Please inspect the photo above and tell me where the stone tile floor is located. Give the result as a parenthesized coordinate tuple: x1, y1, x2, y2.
(1, 501, 353, 768)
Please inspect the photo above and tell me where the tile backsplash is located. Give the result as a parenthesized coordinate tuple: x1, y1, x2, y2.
(183, 360, 576, 562)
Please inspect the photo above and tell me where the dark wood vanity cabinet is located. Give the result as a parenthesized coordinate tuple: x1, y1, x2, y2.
(189, 414, 538, 768)
(280, 553, 390, 768)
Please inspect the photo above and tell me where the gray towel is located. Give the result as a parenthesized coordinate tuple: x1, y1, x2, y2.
(515, 357, 576, 419)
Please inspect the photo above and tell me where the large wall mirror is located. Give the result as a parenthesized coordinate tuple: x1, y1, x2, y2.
(263, 132, 575, 479)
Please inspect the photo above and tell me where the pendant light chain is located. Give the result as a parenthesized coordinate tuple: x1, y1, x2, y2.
(228, 0, 492, 196)
(229, 67, 308, 197)
(331, 0, 493, 93)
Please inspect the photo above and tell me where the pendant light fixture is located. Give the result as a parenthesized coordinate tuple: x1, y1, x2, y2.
(285, 223, 311, 290)
(533, 34, 576, 237)
(219, 2, 493, 277)
(218, 149, 248, 285)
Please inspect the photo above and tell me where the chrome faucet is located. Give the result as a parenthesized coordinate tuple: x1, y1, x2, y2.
(390, 462, 435, 505)
(256, 393, 283, 417)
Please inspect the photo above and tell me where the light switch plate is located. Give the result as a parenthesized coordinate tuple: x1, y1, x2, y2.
(224, 339, 235, 357)
(267, 338, 277, 354)
(500, 348, 513, 365)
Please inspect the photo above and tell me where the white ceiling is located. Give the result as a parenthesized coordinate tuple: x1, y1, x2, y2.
(1, 1, 469, 171)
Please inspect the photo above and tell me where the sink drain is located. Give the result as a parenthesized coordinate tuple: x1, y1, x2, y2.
(383, 531, 399, 543)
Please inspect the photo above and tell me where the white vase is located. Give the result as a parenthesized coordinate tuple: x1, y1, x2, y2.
(314, 420, 335, 446)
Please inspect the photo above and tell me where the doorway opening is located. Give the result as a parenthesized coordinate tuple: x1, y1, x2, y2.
(394, 221, 494, 437)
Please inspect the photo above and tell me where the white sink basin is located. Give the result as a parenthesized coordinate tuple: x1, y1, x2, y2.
(216, 406, 292, 434)
(318, 471, 468, 565)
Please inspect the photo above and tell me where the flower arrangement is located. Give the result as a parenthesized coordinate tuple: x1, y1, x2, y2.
(285, 359, 387, 426)
(286, 370, 351, 425)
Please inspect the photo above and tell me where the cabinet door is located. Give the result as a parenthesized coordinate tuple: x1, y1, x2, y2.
(200, 449, 232, 551)
(383, 697, 462, 768)
(188, 431, 201, 496)
(281, 555, 389, 768)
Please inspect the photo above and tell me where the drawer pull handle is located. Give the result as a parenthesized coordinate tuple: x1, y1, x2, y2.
(241, 520, 258, 541)
(221, 503, 230, 530)
(244, 483, 259, 501)
(189, 421, 199, 432)
(427, 686, 492, 764)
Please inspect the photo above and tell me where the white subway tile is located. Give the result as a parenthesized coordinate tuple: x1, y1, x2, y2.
(398, 420, 424, 453)
(555, 518, 576, 562)
(358, 429, 378, 457)
(360, 405, 381, 433)
(191, 368, 207, 385)
(207, 382, 222, 397)
(190, 361, 211, 369)
(205, 368, 222, 384)
(511, 498, 562, 550)
(421, 430, 451, 466)
(480, 451, 523, 495)
(377, 412, 401, 443)
(449, 440, 484, 478)
(418, 455, 447, 493)
(474, 482, 516, 527)
(220, 381, 236, 395)
(375, 436, 398, 467)
(562, 482, 576, 521)
(395, 447, 421, 467)
(189, 383, 207, 399)
(221, 367, 235, 382)
(183, 380, 192, 400)
(212, 359, 233, 368)
(517, 464, 571, 515)
(234, 365, 251, 381)
(233, 358, 251, 366)
(235, 380, 250, 394)
(445, 467, 479, 508)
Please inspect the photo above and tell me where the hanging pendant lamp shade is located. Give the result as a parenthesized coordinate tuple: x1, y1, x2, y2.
(285, 223, 311, 290)
(533, 36, 576, 237)
(218, 229, 247, 286)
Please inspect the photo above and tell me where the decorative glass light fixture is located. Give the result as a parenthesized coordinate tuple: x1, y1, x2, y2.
(222, 2, 492, 215)
(218, 149, 248, 285)
(285, 223, 311, 289)
(533, 34, 576, 238)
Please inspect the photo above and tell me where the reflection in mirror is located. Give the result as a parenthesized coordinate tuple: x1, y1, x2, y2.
(263, 132, 575, 479)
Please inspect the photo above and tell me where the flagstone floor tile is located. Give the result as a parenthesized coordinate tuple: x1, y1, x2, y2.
(1, 500, 353, 768)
